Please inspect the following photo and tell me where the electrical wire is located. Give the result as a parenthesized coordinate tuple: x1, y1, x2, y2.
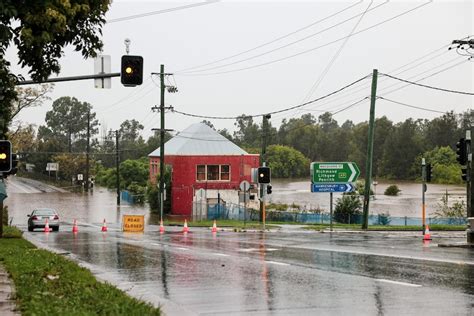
(178, 1, 389, 74)
(380, 67, 474, 96)
(300, 1, 373, 104)
(170, 75, 370, 119)
(176, 1, 363, 73)
(377, 97, 447, 114)
(107, 1, 220, 24)
(176, 1, 431, 76)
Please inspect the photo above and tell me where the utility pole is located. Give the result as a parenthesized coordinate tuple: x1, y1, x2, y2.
(159, 64, 165, 222)
(260, 114, 271, 226)
(115, 130, 120, 205)
(362, 69, 378, 230)
(151, 65, 175, 221)
(85, 110, 90, 192)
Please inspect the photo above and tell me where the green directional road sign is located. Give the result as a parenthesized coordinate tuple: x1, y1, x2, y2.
(311, 162, 360, 183)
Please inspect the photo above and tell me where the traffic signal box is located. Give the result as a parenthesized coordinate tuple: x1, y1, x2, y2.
(0, 140, 12, 173)
(425, 163, 432, 182)
(266, 184, 272, 194)
(257, 166, 271, 184)
(456, 138, 467, 165)
(121, 55, 143, 87)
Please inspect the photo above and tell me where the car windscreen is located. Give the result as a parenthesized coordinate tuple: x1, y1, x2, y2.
(34, 210, 56, 216)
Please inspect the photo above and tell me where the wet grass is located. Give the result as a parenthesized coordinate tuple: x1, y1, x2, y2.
(303, 223, 466, 231)
(1, 226, 23, 238)
(0, 233, 161, 315)
(166, 219, 276, 229)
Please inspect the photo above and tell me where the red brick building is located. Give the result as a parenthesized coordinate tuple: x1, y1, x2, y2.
(149, 123, 259, 217)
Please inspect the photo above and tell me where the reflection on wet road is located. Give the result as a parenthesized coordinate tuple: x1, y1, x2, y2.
(24, 227, 474, 315)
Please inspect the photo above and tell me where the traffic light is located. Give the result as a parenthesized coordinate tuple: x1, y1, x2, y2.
(266, 184, 272, 195)
(462, 166, 468, 181)
(456, 138, 467, 165)
(257, 166, 271, 184)
(121, 55, 143, 87)
(426, 163, 432, 182)
(0, 140, 12, 173)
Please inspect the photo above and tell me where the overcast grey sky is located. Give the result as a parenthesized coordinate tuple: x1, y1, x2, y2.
(8, 0, 474, 139)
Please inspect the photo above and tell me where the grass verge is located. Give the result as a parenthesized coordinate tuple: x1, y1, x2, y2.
(303, 223, 466, 231)
(0, 228, 161, 315)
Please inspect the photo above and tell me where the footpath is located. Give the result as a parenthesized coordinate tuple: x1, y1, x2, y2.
(0, 264, 19, 315)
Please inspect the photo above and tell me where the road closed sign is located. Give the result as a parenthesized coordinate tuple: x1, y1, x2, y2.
(123, 215, 145, 232)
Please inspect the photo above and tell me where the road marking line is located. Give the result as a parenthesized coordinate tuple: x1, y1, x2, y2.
(376, 279, 422, 287)
(309, 247, 474, 266)
(176, 247, 189, 251)
(265, 261, 289, 266)
(151, 243, 161, 246)
(214, 253, 230, 257)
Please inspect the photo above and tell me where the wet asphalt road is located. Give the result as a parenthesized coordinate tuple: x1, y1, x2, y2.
(22, 224, 474, 316)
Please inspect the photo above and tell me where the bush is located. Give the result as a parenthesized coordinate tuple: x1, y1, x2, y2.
(334, 194, 362, 224)
(2, 205, 8, 226)
(384, 184, 401, 196)
(378, 212, 391, 225)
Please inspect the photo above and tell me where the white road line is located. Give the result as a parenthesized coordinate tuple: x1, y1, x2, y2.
(376, 279, 422, 287)
(213, 253, 230, 257)
(176, 247, 189, 251)
(308, 246, 474, 266)
(265, 261, 289, 266)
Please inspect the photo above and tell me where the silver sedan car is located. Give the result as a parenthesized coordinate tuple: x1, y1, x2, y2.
(27, 208, 60, 232)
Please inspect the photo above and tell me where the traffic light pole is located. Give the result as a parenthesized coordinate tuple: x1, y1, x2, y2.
(421, 158, 426, 233)
(467, 130, 473, 244)
(260, 115, 270, 227)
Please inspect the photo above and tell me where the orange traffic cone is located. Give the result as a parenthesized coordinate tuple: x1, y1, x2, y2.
(159, 219, 165, 234)
(211, 220, 218, 233)
(423, 225, 432, 241)
(101, 219, 108, 232)
(44, 219, 50, 233)
(72, 219, 79, 233)
(182, 219, 189, 233)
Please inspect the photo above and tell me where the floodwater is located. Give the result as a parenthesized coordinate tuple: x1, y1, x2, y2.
(270, 178, 466, 217)
(4, 177, 466, 226)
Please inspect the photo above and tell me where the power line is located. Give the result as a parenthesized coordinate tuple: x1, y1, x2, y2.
(380, 69, 474, 96)
(107, 1, 220, 23)
(176, 1, 363, 73)
(301, 1, 373, 103)
(171, 75, 369, 119)
(176, 1, 431, 76)
(377, 97, 447, 114)
(178, 1, 389, 74)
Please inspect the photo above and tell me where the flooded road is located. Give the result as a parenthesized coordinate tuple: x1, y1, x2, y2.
(6, 177, 473, 314)
(23, 226, 474, 315)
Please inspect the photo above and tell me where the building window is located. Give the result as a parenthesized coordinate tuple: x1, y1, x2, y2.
(221, 165, 230, 180)
(196, 164, 231, 181)
(207, 165, 220, 180)
(197, 165, 206, 181)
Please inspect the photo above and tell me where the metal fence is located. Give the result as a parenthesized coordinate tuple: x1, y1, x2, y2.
(196, 202, 467, 226)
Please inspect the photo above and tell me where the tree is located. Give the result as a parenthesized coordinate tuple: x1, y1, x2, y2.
(40, 97, 99, 152)
(334, 194, 362, 224)
(266, 145, 310, 178)
(233, 115, 261, 148)
(380, 119, 424, 179)
(11, 84, 54, 120)
(0, 0, 110, 137)
(423, 111, 460, 150)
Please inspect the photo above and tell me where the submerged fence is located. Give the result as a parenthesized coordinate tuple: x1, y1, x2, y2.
(198, 202, 467, 226)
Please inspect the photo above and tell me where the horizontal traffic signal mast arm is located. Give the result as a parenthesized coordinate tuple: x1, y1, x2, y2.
(16, 73, 121, 85)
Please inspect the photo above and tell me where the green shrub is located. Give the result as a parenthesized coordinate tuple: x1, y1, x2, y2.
(378, 212, 391, 225)
(384, 184, 401, 196)
(2, 205, 8, 226)
(334, 194, 362, 224)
